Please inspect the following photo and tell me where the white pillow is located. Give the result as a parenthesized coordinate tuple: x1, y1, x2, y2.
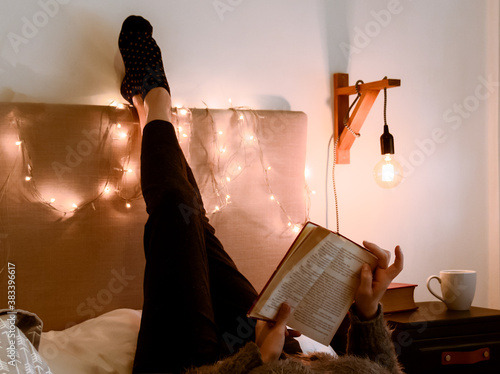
(38, 309, 141, 374)
(0, 313, 53, 373)
(38, 308, 335, 374)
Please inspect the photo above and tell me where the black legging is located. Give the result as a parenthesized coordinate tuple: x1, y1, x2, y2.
(133, 120, 258, 374)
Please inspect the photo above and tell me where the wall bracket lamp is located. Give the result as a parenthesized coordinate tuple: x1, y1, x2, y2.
(333, 73, 401, 164)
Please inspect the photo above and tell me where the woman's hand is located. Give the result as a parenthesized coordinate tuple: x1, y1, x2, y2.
(254, 303, 298, 363)
(354, 242, 404, 320)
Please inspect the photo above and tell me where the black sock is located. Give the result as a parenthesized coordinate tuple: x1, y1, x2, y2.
(118, 16, 170, 104)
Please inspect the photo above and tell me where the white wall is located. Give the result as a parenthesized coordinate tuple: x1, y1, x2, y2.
(0, 0, 497, 307)
(332, 0, 497, 308)
(487, 0, 500, 309)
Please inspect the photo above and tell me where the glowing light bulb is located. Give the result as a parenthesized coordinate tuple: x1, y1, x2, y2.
(374, 154, 403, 188)
(179, 108, 188, 116)
(126, 202, 131, 209)
(110, 100, 126, 109)
(372, 82, 403, 189)
(117, 123, 122, 129)
(304, 166, 311, 179)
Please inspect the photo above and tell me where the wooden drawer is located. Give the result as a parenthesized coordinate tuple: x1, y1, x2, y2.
(386, 302, 500, 374)
(396, 334, 500, 373)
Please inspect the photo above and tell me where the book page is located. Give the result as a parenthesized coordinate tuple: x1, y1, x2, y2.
(287, 235, 377, 344)
(248, 223, 329, 318)
(255, 233, 340, 320)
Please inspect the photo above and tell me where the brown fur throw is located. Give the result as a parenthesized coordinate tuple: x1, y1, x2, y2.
(186, 305, 405, 374)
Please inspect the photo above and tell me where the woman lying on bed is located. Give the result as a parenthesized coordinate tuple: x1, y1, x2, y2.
(119, 15, 405, 374)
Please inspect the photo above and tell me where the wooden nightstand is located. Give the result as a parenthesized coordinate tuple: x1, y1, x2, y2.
(385, 301, 500, 373)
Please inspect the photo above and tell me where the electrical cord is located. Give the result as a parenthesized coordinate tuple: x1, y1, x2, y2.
(326, 80, 364, 234)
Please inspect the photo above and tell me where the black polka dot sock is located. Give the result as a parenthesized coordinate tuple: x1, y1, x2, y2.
(118, 15, 170, 104)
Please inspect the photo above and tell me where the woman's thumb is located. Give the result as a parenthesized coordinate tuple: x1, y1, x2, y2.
(275, 303, 291, 325)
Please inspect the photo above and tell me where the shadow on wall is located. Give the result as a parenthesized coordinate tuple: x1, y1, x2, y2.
(0, 7, 121, 103)
(249, 95, 290, 111)
(324, 0, 351, 75)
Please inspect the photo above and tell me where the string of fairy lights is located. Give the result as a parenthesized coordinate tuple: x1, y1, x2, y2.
(8, 106, 143, 215)
(0, 102, 310, 233)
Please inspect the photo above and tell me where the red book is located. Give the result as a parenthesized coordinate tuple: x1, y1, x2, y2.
(381, 283, 418, 314)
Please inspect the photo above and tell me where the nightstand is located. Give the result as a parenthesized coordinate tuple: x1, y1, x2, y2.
(385, 301, 500, 373)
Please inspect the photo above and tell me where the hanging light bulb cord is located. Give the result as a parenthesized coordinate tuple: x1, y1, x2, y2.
(383, 76, 388, 127)
(343, 80, 364, 138)
(326, 80, 363, 233)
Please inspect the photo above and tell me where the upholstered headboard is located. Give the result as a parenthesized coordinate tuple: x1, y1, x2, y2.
(0, 103, 308, 331)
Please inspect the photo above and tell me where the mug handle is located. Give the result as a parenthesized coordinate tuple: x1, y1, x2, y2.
(426, 275, 445, 303)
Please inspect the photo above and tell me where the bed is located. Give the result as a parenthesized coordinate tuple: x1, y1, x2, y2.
(0, 102, 331, 373)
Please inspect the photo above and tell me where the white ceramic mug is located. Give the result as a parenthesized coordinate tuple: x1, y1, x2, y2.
(426, 270, 476, 310)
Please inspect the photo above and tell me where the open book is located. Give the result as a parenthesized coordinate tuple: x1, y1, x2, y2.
(247, 222, 378, 345)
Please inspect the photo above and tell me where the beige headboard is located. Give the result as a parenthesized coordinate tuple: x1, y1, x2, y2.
(0, 103, 308, 331)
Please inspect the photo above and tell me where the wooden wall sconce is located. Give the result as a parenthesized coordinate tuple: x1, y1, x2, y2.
(333, 73, 401, 164)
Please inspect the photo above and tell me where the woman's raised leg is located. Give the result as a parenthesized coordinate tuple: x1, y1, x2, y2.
(120, 16, 258, 373)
